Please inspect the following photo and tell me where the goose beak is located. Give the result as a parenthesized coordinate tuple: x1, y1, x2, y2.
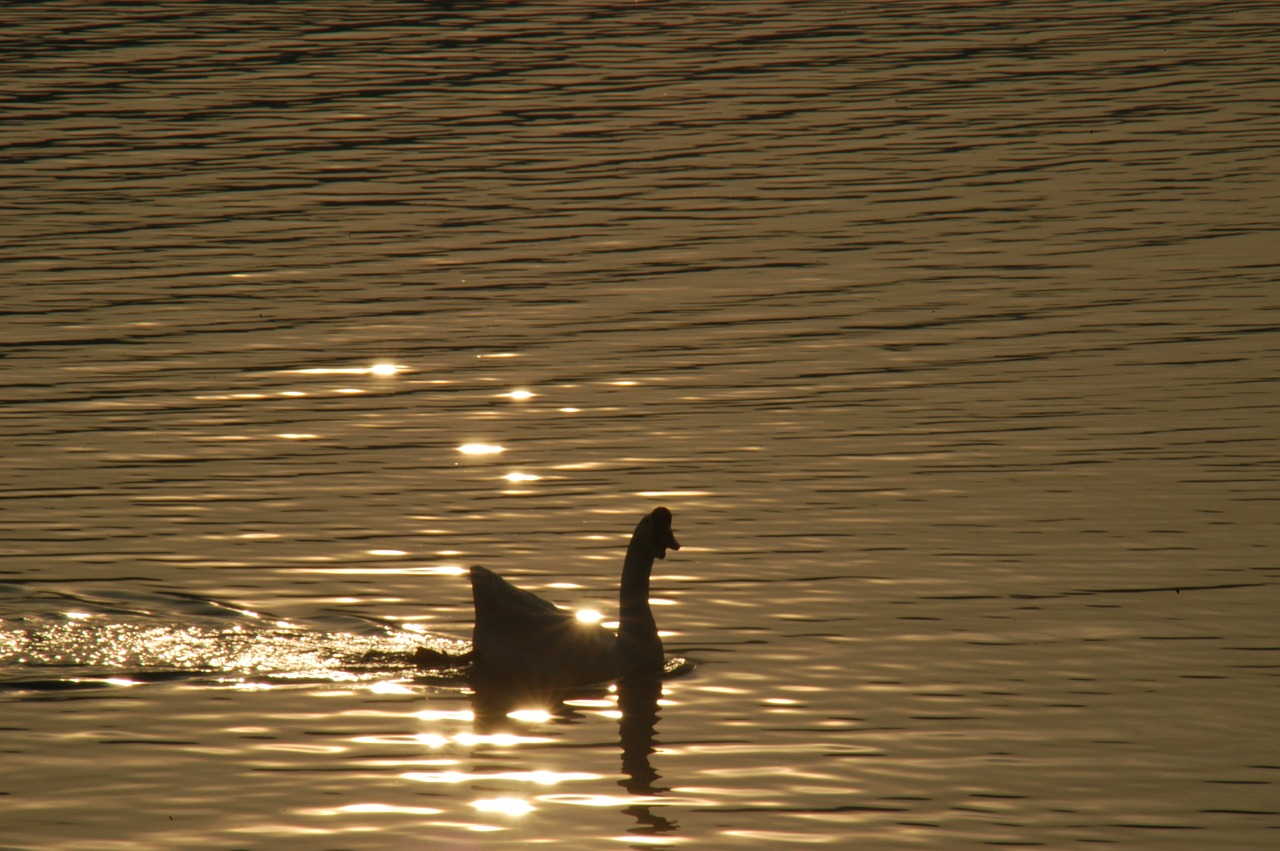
(657, 529, 679, 559)
(649, 506, 679, 559)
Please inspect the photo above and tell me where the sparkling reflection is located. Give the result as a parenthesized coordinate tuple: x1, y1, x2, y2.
(286, 565, 466, 576)
(300, 803, 445, 817)
(405, 770, 598, 785)
(507, 708, 554, 723)
(367, 682, 414, 696)
(635, 490, 713, 498)
(0, 619, 440, 686)
(457, 443, 505, 455)
(287, 362, 406, 376)
(453, 731, 555, 747)
(606, 835, 688, 846)
(470, 797, 534, 817)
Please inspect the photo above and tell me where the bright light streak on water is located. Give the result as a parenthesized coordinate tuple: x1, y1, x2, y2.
(470, 798, 535, 817)
(0, 621, 445, 684)
(457, 443, 505, 456)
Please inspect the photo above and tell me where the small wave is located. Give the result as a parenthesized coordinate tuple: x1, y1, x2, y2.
(0, 618, 469, 693)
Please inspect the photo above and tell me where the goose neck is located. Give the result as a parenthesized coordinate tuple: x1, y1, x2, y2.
(615, 517, 665, 673)
(619, 549, 653, 617)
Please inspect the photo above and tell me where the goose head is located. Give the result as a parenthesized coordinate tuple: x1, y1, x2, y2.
(648, 506, 680, 560)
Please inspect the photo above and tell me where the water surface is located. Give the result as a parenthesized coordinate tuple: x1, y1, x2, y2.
(2, 1, 1278, 847)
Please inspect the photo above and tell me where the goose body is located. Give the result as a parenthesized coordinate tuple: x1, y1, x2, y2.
(468, 507, 680, 686)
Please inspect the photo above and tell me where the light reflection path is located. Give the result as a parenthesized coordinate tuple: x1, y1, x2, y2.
(2, 620, 694, 841)
(386, 674, 686, 839)
(371, 675, 686, 839)
(0, 587, 694, 841)
(0, 617, 457, 689)
(285, 362, 407, 377)
(616, 675, 681, 835)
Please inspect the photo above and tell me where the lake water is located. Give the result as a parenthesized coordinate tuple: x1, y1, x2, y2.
(2, 1, 1278, 847)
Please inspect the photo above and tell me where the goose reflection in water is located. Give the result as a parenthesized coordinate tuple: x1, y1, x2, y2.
(464, 671, 679, 836)
(615, 674, 680, 835)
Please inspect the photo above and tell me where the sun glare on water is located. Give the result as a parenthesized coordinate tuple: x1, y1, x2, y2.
(471, 798, 535, 817)
(458, 443, 505, 455)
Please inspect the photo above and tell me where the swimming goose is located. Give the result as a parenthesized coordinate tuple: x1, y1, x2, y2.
(466, 507, 680, 686)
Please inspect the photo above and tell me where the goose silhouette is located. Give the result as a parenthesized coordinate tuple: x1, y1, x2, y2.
(418, 507, 680, 687)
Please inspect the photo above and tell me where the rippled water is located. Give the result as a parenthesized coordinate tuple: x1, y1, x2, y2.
(3, 1, 1278, 847)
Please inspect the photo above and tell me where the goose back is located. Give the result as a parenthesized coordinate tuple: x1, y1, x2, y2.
(470, 565, 617, 684)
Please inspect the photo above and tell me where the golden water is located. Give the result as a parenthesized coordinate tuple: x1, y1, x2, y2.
(2, 1, 1278, 847)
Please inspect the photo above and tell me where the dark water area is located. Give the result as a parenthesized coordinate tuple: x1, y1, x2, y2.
(2, 1, 1278, 847)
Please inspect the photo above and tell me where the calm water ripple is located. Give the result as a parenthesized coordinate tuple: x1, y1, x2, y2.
(2, 0, 1278, 847)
